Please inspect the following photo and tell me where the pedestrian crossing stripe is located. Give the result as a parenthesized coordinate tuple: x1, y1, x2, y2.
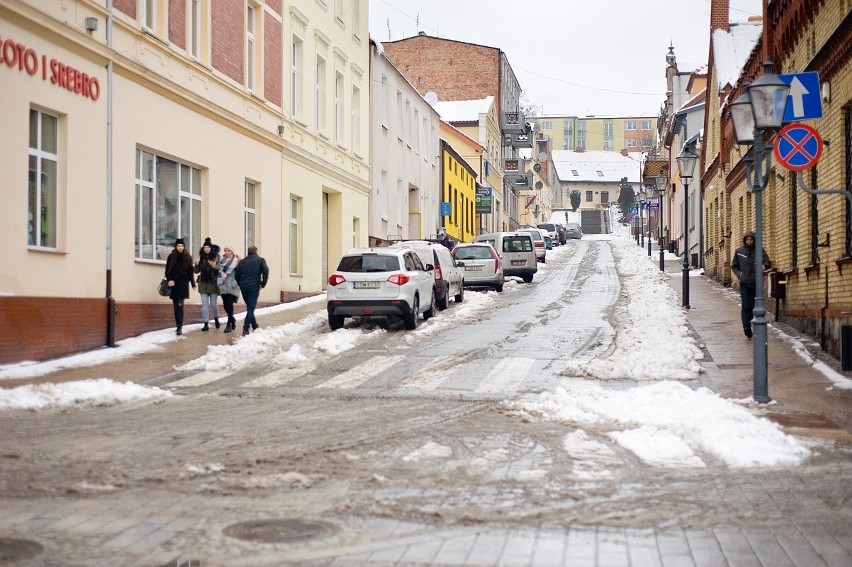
(475, 357, 536, 393)
(315, 355, 405, 389)
(169, 370, 233, 388)
(168, 356, 547, 395)
(397, 355, 458, 390)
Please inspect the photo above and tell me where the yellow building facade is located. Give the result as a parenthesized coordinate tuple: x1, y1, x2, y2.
(439, 137, 478, 244)
(534, 115, 657, 153)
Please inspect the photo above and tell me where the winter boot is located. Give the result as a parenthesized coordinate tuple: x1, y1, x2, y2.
(224, 321, 233, 333)
(214, 318, 221, 329)
(202, 322, 209, 331)
(229, 316, 237, 330)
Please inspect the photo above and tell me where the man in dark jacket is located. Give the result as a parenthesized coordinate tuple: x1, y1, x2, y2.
(731, 231, 771, 338)
(234, 245, 269, 336)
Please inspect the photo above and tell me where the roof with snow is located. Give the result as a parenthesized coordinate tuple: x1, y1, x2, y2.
(552, 151, 644, 184)
(712, 22, 762, 90)
(432, 96, 494, 123)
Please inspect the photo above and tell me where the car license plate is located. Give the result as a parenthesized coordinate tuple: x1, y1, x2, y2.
(511, 260, 526, 266)
(353, 281, 381, 289)
(465, 265, 483, 271)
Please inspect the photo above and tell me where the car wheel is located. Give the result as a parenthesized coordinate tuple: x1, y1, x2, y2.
(454, 283, 464, 303)
(437, 287, 449, 310)
(541, 256, 546, 264)
(522, 275, 533, 283)
(404, 296, 420, 330)
(423, 291, 437, 320)
(495, 283, 503, 292)
(328, 314, 344, 330)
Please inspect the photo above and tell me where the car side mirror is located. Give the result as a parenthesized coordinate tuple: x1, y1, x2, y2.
(455, 260, 465, 267)
(425, 263, 434, 271)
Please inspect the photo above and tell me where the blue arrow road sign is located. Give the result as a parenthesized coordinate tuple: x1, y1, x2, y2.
(779, 72, 823, 122)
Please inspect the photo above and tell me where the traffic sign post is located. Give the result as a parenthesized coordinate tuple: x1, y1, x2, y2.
(774, 123, 823, 171)
(779, 72, 823, 122)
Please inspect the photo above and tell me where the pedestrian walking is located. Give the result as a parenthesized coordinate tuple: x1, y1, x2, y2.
(218, 244, 241, 333)
(194, 237, 221, 331)
(731, 230, 771, 338)
(164, 238, 195, 336)
(234, 245, 269, 336)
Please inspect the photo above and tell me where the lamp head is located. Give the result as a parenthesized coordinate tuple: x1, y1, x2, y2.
(729, 89, 755, 144)
(746, 61, 790, 130)
(677, 143, 699, 182)
(655, 171, 668, 194)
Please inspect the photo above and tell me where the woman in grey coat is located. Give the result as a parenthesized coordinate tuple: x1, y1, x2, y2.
(217, 245, 241, 333)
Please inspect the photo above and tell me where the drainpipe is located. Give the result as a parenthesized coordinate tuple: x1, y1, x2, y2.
(105, 0, 116, 347)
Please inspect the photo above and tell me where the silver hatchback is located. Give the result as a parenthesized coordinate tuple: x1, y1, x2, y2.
(452, 243, 504, 292)
(326, 248, 436, 330)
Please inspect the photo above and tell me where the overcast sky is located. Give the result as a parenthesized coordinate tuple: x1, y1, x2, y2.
(369, 0, 763, 117)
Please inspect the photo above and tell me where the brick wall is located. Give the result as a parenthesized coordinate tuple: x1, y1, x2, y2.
(168, 0, 186, 50)
(266, 0, 283, 15)
(0, 297, 263, 365)
(383, 36, 500, 106)
(113, 0, 134, 19)
(264, 12, 282, 106)
(211, 0, 244, 85)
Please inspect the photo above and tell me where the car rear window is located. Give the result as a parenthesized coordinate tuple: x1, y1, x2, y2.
(454, 246, 493, 260)
(538, 223, 556, 231)
(337, 254, 400, 272)
(520, 230, 543, 241)
(503, 236, 533, 252)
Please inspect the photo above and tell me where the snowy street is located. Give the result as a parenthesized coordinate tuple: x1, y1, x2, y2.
(1, 233, 851, 566)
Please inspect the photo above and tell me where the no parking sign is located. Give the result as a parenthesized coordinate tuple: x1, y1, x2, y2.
(774, 123, 823, 172)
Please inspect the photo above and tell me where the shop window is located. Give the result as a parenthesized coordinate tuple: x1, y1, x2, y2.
(28, 109, 59, 249)
(134, 149, 202, 261)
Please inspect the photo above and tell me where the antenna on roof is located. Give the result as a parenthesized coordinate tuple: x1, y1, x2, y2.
(386, 17, 391, 41)
(416, 13, 420, 32)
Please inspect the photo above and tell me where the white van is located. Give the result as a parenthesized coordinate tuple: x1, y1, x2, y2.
(472, 232, 537, 283)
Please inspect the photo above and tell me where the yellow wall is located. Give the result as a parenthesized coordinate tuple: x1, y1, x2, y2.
(441, 142, 477, 243)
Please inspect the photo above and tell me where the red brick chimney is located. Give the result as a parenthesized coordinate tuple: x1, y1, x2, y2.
(710, 0, 729, 31)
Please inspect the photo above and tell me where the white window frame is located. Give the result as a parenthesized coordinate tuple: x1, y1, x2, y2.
(641, 120, 652, 130)
(380, 75, 389, 128)
(334, 70, 344, 143)
(351, 0, 361, 40)
(141, 0, 156, 31)
(397, 178, 405, 226)
(246, 3, 257, 92)
(351, 83, 361, 155)
(316, 54, 327, 134)
(134, 148, 202, 261)
(291, 34, 303, 119)
(396, 91, 403, 140)
(380, 170, 389, 221)
(626, 120, 637, 130)
(189, 0, 201, 60)
(289, 196, 301, 274)
(244, 181, 257, 252)
(28, 108, 59, 249)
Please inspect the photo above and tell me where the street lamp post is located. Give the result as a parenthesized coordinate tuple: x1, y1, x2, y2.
(677, 143, 699, 309)
(656, 172, 668, 271)
(729, 60, 790, 404)
(637, 188, 645, 247)
(645, 183, 655, 257)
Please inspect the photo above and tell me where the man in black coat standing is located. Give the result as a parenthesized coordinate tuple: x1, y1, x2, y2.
(234, 245, 269, 336)
(731, 231, 771, 338)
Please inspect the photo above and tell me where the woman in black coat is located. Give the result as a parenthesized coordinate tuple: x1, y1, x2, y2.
(165, 238, 195, 335)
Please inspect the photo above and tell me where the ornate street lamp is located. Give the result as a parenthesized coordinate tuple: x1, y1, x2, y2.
(676, 141, 699, 309)
(729, 60, 790, 404)
(656, 171, 668, 271)
(636, 186, 646, 247)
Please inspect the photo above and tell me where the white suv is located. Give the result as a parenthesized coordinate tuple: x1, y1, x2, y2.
(389, 240, 464, 310)
(327, 248, 436, 330)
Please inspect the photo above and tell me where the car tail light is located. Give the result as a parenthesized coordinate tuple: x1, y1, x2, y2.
(490, 248, 500, 272)
(328, 274, 346, 286)
(434, 264, 443, 281)
(387, 273, 410, 286)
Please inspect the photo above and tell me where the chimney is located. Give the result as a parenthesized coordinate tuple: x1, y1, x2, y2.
(710, 0, 729, 32)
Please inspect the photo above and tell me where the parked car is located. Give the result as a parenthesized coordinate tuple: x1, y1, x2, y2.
(473, 232, 537, 283)
(518, 227, 548, 263)
(326, 248, 436, 330)
(451, 242, 504, 292)
(537, 223, 560, 247)
(565, 222, 583, 239)
(389, 240, 464, 310)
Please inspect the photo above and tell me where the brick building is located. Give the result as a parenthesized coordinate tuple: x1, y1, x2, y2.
(701, 0, 852, 360)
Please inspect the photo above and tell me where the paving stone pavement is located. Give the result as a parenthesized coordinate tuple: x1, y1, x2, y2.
(2, 243, 851, 566)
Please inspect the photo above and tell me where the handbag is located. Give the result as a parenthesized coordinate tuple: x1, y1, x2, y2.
(158, 277, 171, 297)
